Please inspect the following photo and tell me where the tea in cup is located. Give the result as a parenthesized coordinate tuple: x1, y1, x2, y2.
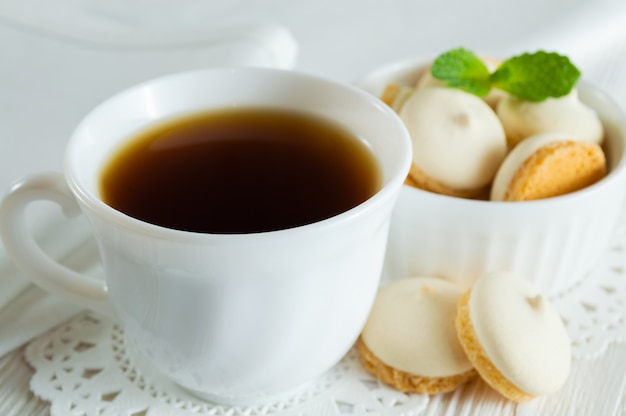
(0, 68, 412, 404)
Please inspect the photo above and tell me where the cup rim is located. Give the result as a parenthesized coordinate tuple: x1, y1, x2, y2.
(65, 67, 413, 241)
(355, 57, 626, 212)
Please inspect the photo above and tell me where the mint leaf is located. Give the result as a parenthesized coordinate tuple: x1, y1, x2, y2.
(489, 51, 580, 102)
(431, 48, 491, 97)
(429, 48, 581, 102)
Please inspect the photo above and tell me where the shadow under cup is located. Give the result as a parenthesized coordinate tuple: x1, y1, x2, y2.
(63, 68, 412, 403)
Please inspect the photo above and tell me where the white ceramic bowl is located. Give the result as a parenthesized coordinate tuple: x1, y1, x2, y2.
(357, 58, 626, 296)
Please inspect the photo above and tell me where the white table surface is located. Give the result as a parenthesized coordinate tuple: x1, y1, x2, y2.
(1, 0, 626, 414)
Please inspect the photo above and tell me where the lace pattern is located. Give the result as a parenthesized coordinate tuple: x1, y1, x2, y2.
(26, 313, 428, 415)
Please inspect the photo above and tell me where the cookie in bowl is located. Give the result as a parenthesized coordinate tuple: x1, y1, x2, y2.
(491, 131, 606, 201)
(497, 87, 604, 148)
(394, 87, 507, 198)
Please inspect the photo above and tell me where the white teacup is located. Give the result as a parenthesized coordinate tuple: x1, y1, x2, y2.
(0, 68, 412, 404)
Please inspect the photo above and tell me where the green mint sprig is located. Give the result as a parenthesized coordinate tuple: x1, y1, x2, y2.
(431, 48, 581, 102)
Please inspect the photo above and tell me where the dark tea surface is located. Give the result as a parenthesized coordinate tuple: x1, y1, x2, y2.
(99, 107, 381, 233)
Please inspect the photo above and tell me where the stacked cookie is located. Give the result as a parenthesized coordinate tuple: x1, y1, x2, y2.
(358, 272, 571, 402)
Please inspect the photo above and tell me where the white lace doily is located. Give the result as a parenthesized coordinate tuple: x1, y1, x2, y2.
(25, 313, 428, 415)
(551, 205, 626, 360)
(24, 210, 626, 415)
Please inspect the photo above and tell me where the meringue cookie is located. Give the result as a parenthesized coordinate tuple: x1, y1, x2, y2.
(490, 131, 606, 201)
(359, 277, 477, 394)
(496, 88, 604, 148)
(399, 87, 507, 196)
(456, 271, 572, 401)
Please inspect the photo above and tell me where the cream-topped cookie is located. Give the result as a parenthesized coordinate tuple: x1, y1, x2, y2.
(490, 131, 606, 201)
(399, 87, 507, 197)
(497, 88, 604, 147)
(358, 277, 476, 394)
(455, 271, 571, 402)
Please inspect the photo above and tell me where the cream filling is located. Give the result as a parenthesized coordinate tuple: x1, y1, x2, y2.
(490, 131, 575, 201)
(497, 88, 604, 145)
(468, 272, 571, 396)
(361, 277, 473, 378)
(399, 88, 507, 191)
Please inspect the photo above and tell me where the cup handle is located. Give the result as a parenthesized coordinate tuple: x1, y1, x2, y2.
(0, 173, 113, 317)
